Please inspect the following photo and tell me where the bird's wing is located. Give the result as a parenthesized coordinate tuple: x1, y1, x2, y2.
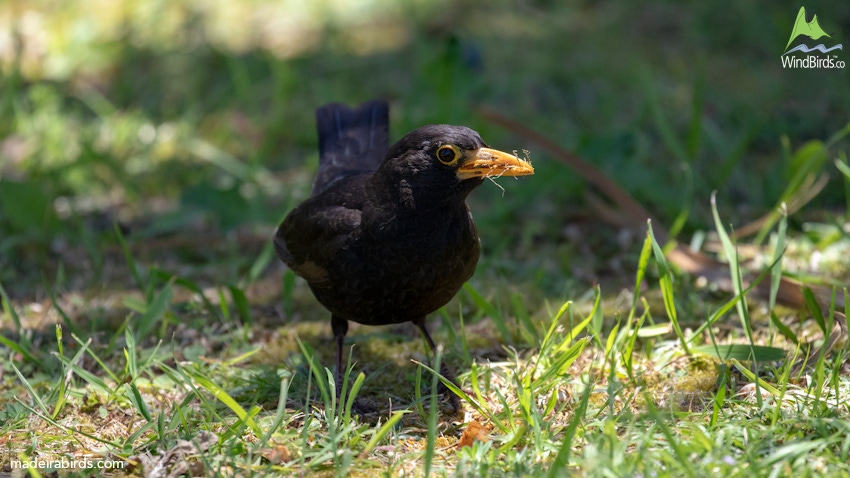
(312, 100, 389, 196)
(274, 177, 368, 287)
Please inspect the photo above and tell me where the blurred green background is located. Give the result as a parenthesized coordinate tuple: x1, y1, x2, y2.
(1, 0, 848, 299)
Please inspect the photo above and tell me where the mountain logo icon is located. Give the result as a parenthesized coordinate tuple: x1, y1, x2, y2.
(783, 6, 843, 56)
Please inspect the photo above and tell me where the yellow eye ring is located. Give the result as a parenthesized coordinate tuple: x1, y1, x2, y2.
(436, 145, 460, 165)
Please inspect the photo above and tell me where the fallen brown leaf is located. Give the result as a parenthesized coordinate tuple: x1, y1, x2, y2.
(259, 444, 292, 464)
(456, 420, 489, 449)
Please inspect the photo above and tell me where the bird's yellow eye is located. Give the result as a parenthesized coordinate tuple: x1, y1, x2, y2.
(436, 145, 461, 165)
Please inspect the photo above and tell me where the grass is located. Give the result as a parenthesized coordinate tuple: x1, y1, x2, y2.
(3, 216, 850, 476)
(2, 0, 850, 476)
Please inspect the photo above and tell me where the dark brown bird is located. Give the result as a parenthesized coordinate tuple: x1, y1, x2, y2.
(274, 100, 533, 404)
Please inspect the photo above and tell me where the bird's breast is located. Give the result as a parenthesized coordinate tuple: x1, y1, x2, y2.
(315, 204, 480, 325)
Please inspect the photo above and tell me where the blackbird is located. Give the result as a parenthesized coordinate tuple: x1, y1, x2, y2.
(274, 100, 533, 404)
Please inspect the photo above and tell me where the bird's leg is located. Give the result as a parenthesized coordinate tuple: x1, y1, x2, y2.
(413, 317, 460, 412)
(331, 315, 348, 402)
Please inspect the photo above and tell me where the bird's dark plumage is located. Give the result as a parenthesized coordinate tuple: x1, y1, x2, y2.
(274, 100, 533, 406)
(313, 101, 388, 195)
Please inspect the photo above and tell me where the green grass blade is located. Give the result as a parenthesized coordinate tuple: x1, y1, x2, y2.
(711, 193, 753, 343)
(190, 372, 262, 437)
(359, 411, 409, 458)
(14, 399, 122, 447)
(770, 312, 799, 345)
(136, 279, 174, 339)
(0, 282, 25, 334)
(114, 223, 144, 292)
(413, 360, 509, 434)
(127, 383, 152, 422)
(802, 287, 827, 333)
(769, 205, 788, 312)
(343, 372, 365, 425)
(11, 363, 48, 415)
(688, 253, 781, 343)
(464, 283, 509, 342)
(260, 377, 291, 447)
(282, 269, 296, 318)
(247, 240, 275, 284)
(228, 285, 252, 324)
(125, 328, 138, 378)
(43, 281, 79, 336)
(540, 300, 572, 352)
(730, 359, 782, 396)
(547, 382, 592, 478)
(629, 232, 653, 323)
(648, 221, 689, 354)
(692, 344, 786, 361)
(54, 336, 115, 403)
(71, 334, 120, 384)
(52, 325, 68, 419)
(0, 334, 39, 365)
(150, 268, 219, 319)
(423, 345, 442, 478)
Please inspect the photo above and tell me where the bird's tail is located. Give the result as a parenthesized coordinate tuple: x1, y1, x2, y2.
(312, 100, 389, 196)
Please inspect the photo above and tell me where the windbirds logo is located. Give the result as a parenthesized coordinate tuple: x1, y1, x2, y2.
(781, 7, 845, 69)
(783, 7, 837, 53)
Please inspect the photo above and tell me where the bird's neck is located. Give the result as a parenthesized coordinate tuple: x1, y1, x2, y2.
(366, 171, 478, 215)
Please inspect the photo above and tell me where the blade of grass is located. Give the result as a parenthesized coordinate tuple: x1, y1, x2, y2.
(12, 363, 48, 414)
(259, 377, 291, 447)
(464, 283, 509, 343)
(282, 269, 296, 318)
(423, 345, 443, 478)
(770, 312, 799, 345)
(296, 339, 332, 413)
(114, 223, 144, 293)
(0, 282, 32, 351)
(629, 232, 653, 323)
(228, 285, 252, 325)
(688, 252, 782, 343)
(57, 347, 113, 395)
(648, 220, 689, 354)
(0, 334, 38, 365)
(190, 372, 263, 437)
(343, 372, 365, 426)
(358, 411, 409, 458)
(135, 278, 174, 340)
(43, 279, 79, 336)
(127, 383, 152, 422)
(150, 268, 219, 319)
(247, 240, 275, 284)
(768, 204, 788, 312)
(70, 334, 121, 384)
(14, 400, 122, 447)
(711, 193, 754, 343)
(802, 287, 827, 333)
(413, 360, 509, 434)
(547, 382, 592, 478)
(730, 359, 782, 396)
(691, 344, 786, 361)
(709, 367, 727, 427)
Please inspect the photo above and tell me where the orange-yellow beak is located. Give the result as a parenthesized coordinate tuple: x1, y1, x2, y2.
(456, 148, 534, 181)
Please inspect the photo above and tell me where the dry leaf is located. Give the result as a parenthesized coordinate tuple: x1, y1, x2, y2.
(260, 444, 292, 464)
(456, 420, 489, 449)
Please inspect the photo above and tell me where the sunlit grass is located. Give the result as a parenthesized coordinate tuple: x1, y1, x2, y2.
(3, 202, 850, 476)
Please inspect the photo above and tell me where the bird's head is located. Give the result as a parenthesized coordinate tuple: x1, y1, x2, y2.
(371, 125, 534, 209)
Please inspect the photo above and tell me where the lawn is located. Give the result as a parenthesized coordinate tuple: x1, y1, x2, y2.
(1, 0, 850, 476)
